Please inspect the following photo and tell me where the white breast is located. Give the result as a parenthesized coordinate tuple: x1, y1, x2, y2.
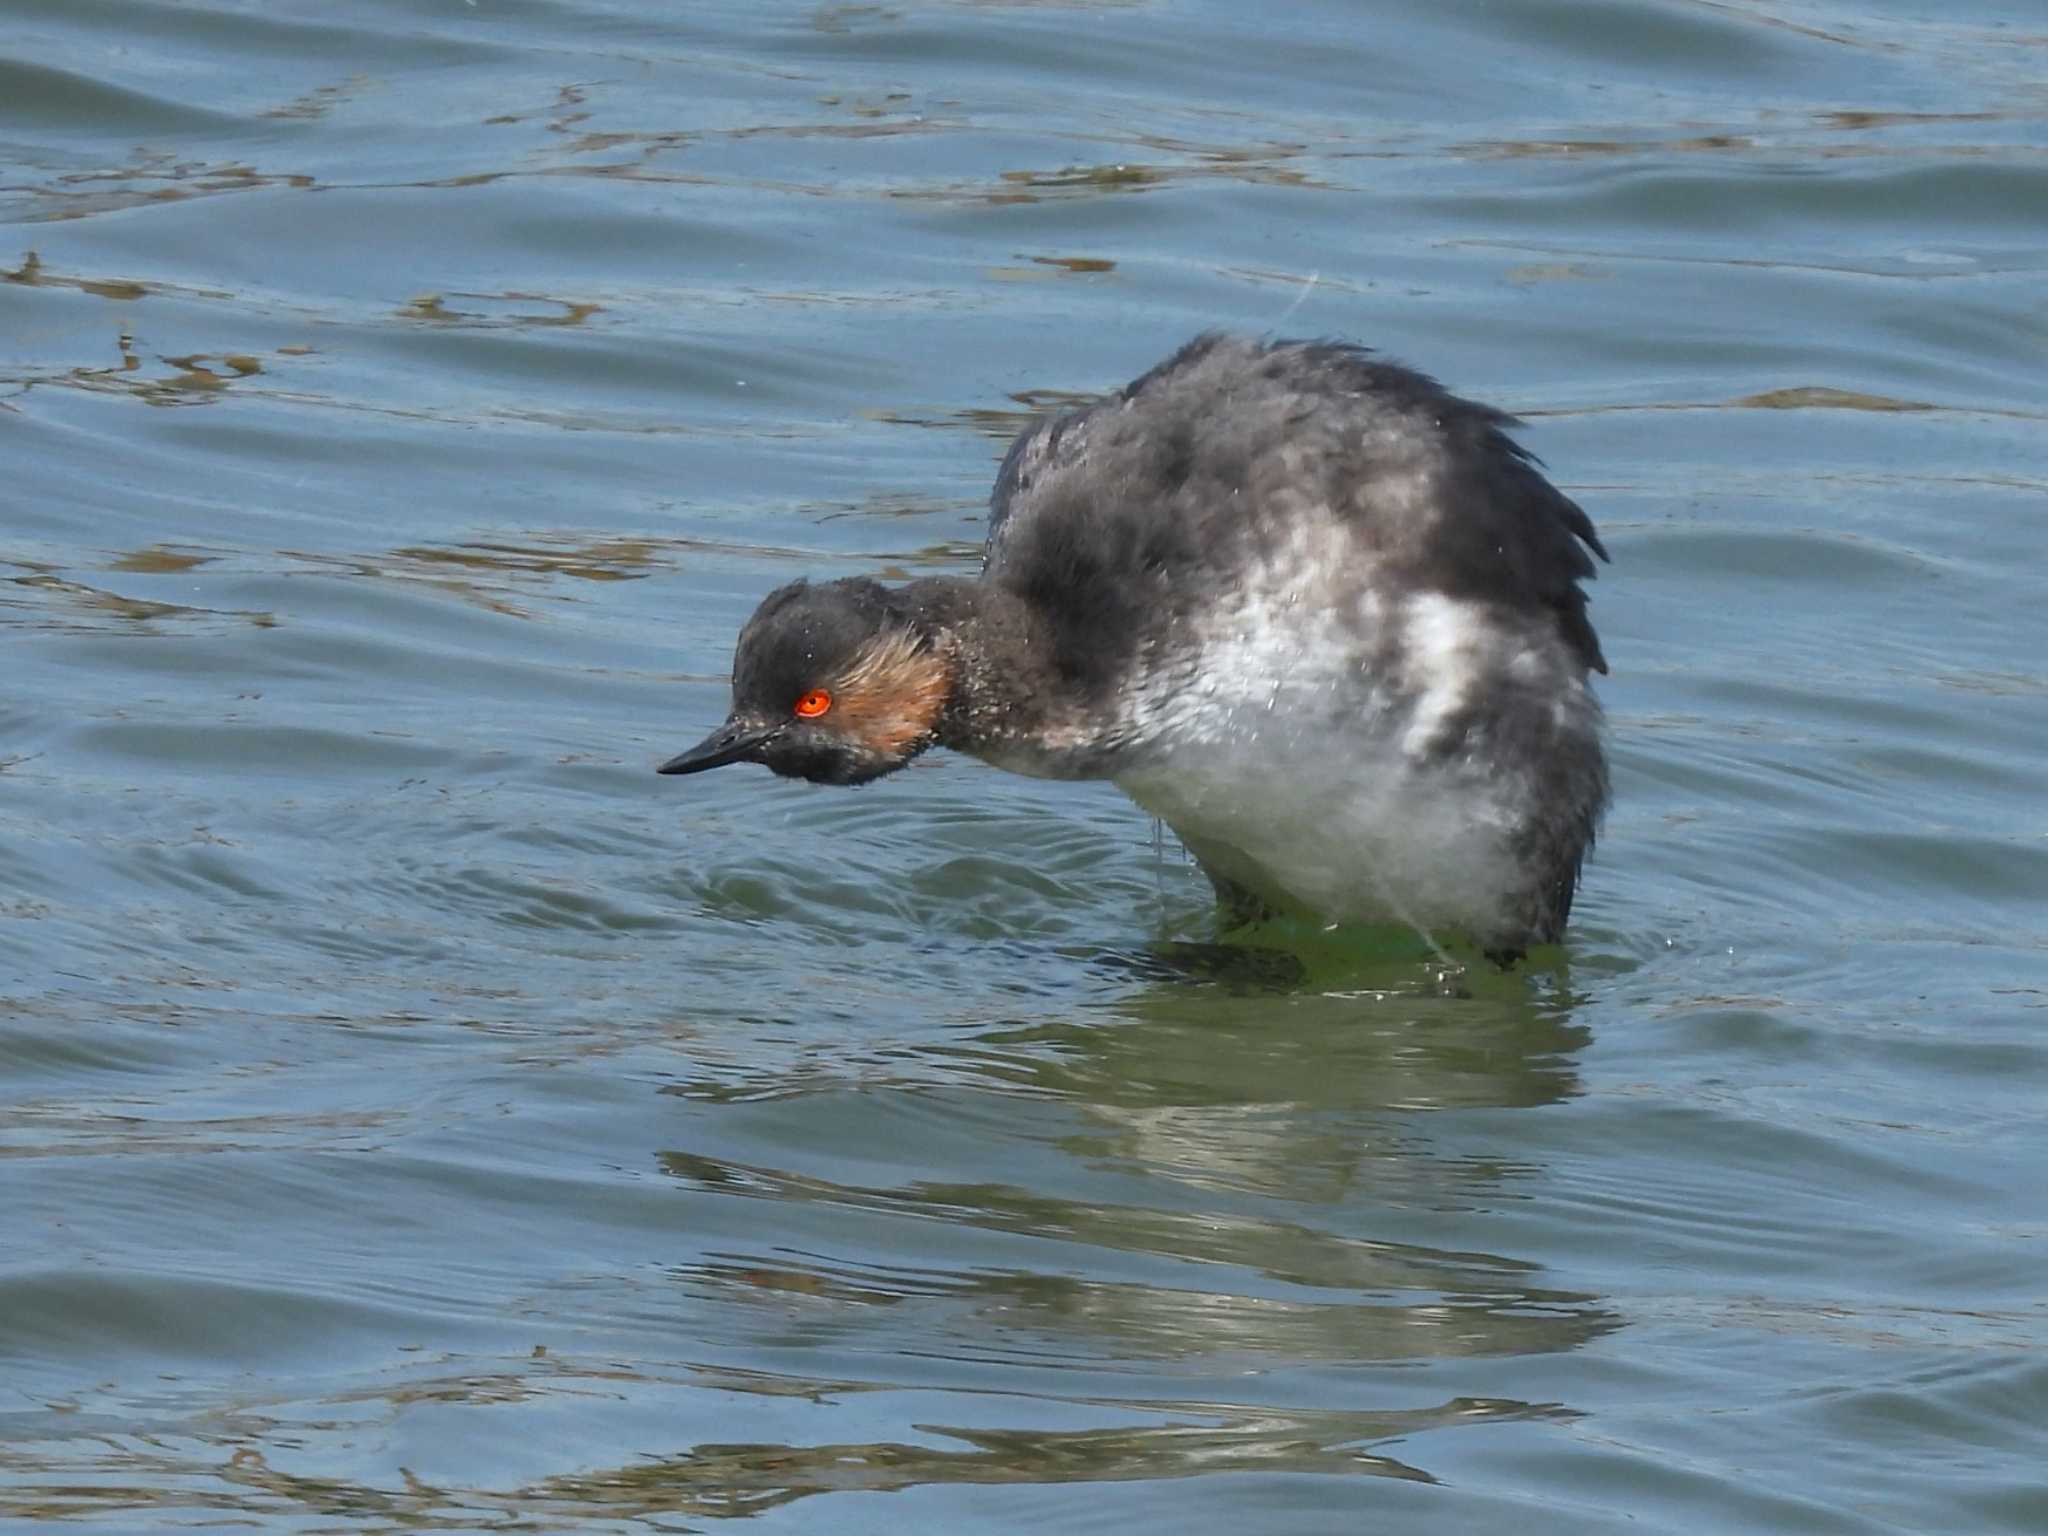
(1116, 718, 1533, 937)
(1106, 523, 1587, 939)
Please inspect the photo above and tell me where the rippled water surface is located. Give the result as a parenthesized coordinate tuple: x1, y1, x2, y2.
(5, 1, 2047, 1530)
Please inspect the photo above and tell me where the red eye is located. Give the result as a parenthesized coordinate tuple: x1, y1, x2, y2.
(794, 689, 832, 719)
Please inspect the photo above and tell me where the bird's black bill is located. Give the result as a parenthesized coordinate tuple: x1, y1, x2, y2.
(657, 718, 781, 775)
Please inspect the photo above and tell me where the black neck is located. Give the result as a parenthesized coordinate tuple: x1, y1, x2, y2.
(895, 577, 1072, 758)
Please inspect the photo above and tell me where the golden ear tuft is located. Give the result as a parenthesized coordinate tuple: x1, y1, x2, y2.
(836, 631, 950, 754)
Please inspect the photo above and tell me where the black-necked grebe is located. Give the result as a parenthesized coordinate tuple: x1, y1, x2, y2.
(660, 334, 1609, 952)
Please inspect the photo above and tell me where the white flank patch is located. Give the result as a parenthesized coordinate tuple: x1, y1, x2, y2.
(1397, 591, 1490, 760)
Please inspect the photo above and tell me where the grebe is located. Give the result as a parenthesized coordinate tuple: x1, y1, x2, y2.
(660, 334, 1609, 952)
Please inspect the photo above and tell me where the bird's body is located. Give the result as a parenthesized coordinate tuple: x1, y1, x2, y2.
(662, 334, 1610, 953)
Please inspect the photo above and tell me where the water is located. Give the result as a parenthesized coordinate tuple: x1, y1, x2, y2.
(4, 1, 2046, 1530)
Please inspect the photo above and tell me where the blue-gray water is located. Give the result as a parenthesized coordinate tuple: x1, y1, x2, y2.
(4, 2, 2046, 1531)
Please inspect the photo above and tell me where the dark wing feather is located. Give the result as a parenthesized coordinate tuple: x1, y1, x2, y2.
(1276, 338, 1609, 675)
(983, 334, 1608, 678)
